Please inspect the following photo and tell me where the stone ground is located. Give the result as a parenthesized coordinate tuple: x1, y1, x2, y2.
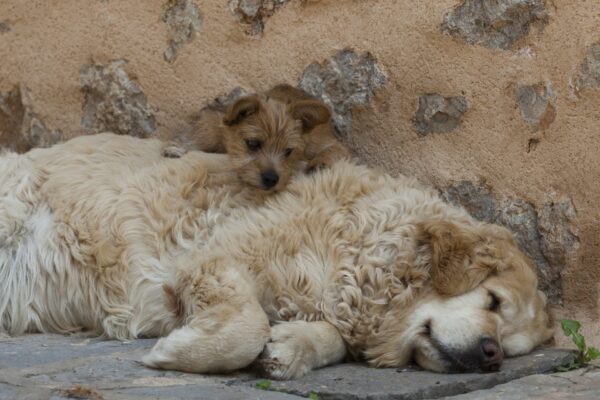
(0, 333, 595, 400)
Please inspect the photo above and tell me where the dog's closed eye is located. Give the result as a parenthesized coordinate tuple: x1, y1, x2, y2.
(421, 320, 432, 338)
(284, 148, 293, 158)
(488, 291, 501, 312)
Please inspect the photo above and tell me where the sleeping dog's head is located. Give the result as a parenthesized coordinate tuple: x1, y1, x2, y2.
(365, 220, 554, 373)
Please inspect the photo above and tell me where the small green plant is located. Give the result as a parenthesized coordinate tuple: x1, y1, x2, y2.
(255, 379, 272, 390)
(308, 393, 320, 400)
(557, 319, 600, 371)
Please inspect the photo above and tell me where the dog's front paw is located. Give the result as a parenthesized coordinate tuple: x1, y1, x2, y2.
(256, 323, 314, 380)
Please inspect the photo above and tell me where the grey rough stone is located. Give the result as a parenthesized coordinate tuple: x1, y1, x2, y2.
(0, 384, 17, 400)
(442, 0, 549, 50)
(443, 181, 579, 304)
(243, 349, 575, 400)
(442, 365, 600, 400)
(30, 356, 168, 386)
(0, 84, 62, 153)
(113, 384, 300, 399)
(414, 94, 469, 136)
(204, 87, 249, 113)
(0, 334, 157, 369)
(299, 49, 388, 136)
(443, 180, 498, 222)
(515, 81, 556, 130)
(538, 200, 580, 273)
(0, 334, 578, 400)
(229, 0, 290, 36)
(80, 59, 156, 138)
(577, 42, 600, 90)
(494, 199, 558, 299)
(0, 20, 10, 33)
(187, 87, 248, 126)
(163, 0, 203, 63)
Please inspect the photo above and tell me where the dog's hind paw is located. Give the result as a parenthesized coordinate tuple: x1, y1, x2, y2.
(141, 337, 175, 369)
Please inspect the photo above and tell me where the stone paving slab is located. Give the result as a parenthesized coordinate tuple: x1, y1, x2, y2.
(442, 364, 600, 400)
(250, 349, 576, 400)
(0, 334, 577, 400)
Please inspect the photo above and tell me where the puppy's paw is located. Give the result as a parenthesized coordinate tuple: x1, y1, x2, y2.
(306, 155, 334, 174)
(256, 323, 314, 380)
(163, 145, 187, 158)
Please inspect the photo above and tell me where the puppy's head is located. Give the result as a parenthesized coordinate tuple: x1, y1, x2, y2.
(366, 221, 554, 373)
(222, 94, 331, 191)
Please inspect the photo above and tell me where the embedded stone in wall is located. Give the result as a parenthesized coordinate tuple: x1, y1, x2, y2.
(441, 0, 549, 50)
(494, 199, 556, 300)
(188, 87, 248, 123)
(0, 84, 62, 153)
(0, 21, 10, 33)
(414, 94, 468, 136)
(577, 42, 600, 90)
(538, 200, 580, 272)
(443, 180, 498, 222)
(442, 181, 579, 304)
(515, 82, 556, 130)
(80, 59, 156, 137)
(204, 87, 248, 112)
(165, 87, 249, 156)
(163, 0, 203, 63)
(299, 49, 388, 136)
(229, 0, 289, 36)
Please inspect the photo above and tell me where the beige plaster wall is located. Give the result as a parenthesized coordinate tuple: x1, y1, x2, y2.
(0, 0, 598, 344)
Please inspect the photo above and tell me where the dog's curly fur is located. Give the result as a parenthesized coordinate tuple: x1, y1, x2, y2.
(0, 134, 553, 378)
(164, 84, 350, 191)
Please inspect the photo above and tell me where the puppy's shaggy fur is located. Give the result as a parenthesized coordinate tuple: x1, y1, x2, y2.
(164, 84, 350, 191)
(0, 134, 553, 378)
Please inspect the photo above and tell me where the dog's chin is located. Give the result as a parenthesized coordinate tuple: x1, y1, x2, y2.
(255, 175, 289, 192)
(242, 177, 281, 192)
(414, 340, 504, 374)
(260, 185, 280, 192)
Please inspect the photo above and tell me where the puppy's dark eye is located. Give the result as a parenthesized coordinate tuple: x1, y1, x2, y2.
(489, 292, 501, 312)
(245, 139, 262, 152)
(284, 148, 293, 158)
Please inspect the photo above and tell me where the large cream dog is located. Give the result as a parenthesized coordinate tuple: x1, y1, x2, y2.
(0, 134, 553, 379)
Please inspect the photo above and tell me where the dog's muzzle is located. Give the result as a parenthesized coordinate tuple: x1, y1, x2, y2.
(433, 337, 505, 373)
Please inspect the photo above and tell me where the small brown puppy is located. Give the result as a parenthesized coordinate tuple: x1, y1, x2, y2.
(164, 84, 349, 191)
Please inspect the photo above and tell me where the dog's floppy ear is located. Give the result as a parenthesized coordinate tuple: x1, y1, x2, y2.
(291, 100, 332, 133)
(223, 95, 261, 126)
(419, 220, 493, 297)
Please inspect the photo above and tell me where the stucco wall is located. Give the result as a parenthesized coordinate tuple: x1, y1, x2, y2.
(1, 0, 599, 344)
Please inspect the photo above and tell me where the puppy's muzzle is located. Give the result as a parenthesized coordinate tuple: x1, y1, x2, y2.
(261, 170, 279, 189)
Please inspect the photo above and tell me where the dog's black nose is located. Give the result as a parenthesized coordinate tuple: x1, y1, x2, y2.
(480, 338, 504, 371)
(261, 170, 279, 189)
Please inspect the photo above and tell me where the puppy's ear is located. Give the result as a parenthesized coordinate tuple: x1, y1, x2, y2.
(223, 95, 261, 126)
(419, 220, 492, 296)
(291, 100, 332, 133)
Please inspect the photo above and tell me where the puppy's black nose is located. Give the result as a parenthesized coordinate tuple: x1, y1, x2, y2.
(480, 338, 504, 371)
(261, 170, 279, 189)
